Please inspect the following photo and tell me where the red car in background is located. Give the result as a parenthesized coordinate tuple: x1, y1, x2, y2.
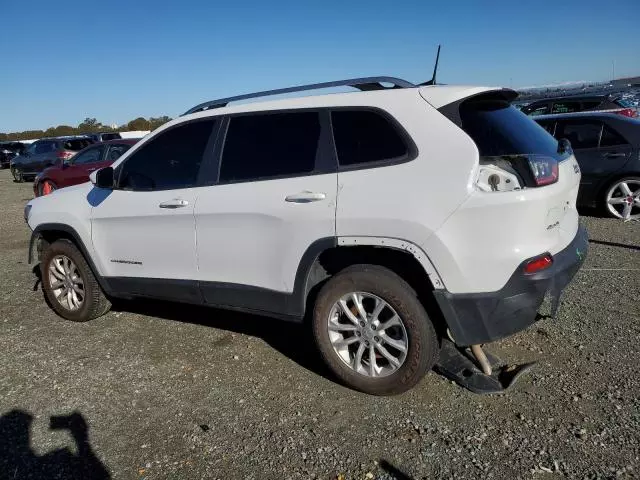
(34, 139, 138, 196)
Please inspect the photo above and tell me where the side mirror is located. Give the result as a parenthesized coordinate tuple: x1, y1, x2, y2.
(91, 167, 114, 189)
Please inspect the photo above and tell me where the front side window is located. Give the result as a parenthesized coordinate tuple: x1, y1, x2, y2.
(331, 110, 408, 166)
(118, 120, 214, 191)
(556, 122, 601, 149)
(219, 111, 320, 183)
(72, 146, 104, 165)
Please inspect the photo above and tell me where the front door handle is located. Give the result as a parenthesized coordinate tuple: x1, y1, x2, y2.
(602, 152, 627, 158)
(159, 199, 189, 209)
(285, 191, 326, 203)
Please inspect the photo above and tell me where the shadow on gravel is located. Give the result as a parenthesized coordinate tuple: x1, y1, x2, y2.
(0, 410, 110, 480)
(113, 299, 334, 381)
(379, 459, 413, 480)
(588, 239, 640, 251)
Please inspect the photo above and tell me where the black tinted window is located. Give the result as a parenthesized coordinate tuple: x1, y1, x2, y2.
(557, 122, 601, 149)
(106, 144, 132, 162)
(582, 101, 602, 110)
(35, 141, 56, 154)
(63, 139, 91, 151)
(600, 125, 627, 147)
(331, 110, 408, 166)
(119, 120, 213, 191)
(522, 103, 550, 116)
(551, 102, 580, 114)
(460, 100, 559, 158)
(73, 146, 104, 165)
(535, 120, 556, 135)
(219, 112, 320, 182)
(101, 133, 121, 141)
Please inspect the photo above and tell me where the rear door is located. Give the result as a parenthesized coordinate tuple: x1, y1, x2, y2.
(555, 119, 633, 203)
(194, 110, 336, 313)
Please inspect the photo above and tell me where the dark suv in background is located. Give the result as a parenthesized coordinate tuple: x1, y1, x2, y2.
(87, 132, 122, 143)
(535, 112, 640, 220)
(10, 136, 93, 182)
(0, 142, 26, 169)
(522, 94, 638, 118)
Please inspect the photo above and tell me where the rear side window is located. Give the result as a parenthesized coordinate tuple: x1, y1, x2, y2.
(331, 110, 408, 166)
(522, 102, 550, 116)
(101, 133, 121, 141)
(600, 125, 628, 147)
(459, 100, 559, 158)
(219, 111, 320, 183)
(63, 139, 91, 151)
(581, 100, 602, 110)
(73, 146, 104, 165)
(119, 120, 214, 191)
(556, 122, 601, 149)
(35, 141, 56, 154)
(551, 101, 580, 114)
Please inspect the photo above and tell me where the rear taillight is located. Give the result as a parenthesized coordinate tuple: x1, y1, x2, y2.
(56, 151, 74, 159)
(527, 155, 559, 186)
(614, 108, 638, 118)
(524, 253, 553, 274)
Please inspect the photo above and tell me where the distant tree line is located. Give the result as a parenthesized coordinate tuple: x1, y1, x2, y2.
(0, 116, 173, 142)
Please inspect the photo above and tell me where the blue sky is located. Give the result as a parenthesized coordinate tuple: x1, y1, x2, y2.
(1, 0, 639, 132)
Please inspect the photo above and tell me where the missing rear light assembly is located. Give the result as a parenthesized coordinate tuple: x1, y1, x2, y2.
(476, 160, 522, 192)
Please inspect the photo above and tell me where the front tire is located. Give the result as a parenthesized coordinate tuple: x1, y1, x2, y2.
(12, 167, 24, 183)
(41, 239, 111, 322)
(312, 265, 439, 395)
(38, 179, 57, 196)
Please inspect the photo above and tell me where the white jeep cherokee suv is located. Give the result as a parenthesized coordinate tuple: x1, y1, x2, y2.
(25, 77, 588, 395)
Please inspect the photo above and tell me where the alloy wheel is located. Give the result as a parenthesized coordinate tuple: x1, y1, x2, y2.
(327, 292, 408, 378)
(606, 179, 640, 221)
(48, 255, 85, 311)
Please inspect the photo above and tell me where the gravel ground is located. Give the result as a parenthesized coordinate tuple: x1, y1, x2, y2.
(0, 169, 638, 480)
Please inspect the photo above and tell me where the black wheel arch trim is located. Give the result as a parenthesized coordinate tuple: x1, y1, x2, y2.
(29, 223, 113, 295)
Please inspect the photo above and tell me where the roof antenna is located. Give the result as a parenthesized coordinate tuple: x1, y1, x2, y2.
(419, 45, 441, 86)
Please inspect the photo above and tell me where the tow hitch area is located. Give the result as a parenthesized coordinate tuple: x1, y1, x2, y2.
(435, 339, 536, 394)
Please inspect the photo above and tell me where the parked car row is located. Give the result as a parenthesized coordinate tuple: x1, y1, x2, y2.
(521, 94, 638, 118)
(0, 141, 27, 169)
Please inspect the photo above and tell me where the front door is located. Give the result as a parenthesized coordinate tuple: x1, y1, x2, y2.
(194, 111, 337, 314)
(91, 119, 217, 301)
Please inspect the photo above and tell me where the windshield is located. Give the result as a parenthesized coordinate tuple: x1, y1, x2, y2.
(460, 100, 561, 158)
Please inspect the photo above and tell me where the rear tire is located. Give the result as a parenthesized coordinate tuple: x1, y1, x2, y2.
(602, 176, 640, 220)
(312, 264, 439, 395)
(41, 239, 111, 322)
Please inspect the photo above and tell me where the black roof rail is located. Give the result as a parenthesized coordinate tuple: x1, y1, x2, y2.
(183, 76, 415, 115)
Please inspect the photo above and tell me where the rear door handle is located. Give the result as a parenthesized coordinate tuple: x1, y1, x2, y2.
(159, 199, 189, 209)
(602, 152, 627, 158)
(285, 191, 326, 203)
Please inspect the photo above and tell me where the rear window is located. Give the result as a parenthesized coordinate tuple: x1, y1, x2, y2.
(551, 101, 581, 114)
(62, 139, 91, 151)
(521, 103, 550, 116)
(459, 100, 560, 158)
(614, 98, 635, 108)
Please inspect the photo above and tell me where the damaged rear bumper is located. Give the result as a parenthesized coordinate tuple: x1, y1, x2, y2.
(434, 224, 588, 347)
